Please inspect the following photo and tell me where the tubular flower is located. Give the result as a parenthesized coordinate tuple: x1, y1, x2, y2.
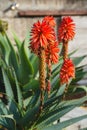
(58, 16, 75, 42)
(30, 20, 55, 54)
(43, 16, 56, 27)
(45, 41, 59, 64)
(60, 59, 75, 84)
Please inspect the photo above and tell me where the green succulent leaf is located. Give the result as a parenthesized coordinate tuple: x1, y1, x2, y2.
(24, 29, 31, 58)
(20, 105, 39, 128)
(8, 99, 22, 122)
(41, 114, 87, 130)
(5, 33, 19, 72)
(26, 90, 40, 109)
(37, 105, 75, 128)
(69, 49, 78, 56)
(73, 85, 87, 93)
(13, 69, 23, 109)
(72, 55, 87, 66)
(2, 68, 14, 100)
(0, 114, 16, 130)
(23, 79, 39, 92)
(43, 85, 66, 110)
(30, 54, 39, 78)
(18, 41, 34, 84)
(12, 31, 22, 50)
(37, 96, 87, 128)
(0, 100, 16, 130)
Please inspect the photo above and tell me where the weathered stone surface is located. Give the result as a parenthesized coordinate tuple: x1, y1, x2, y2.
(1, 0, 87, 11)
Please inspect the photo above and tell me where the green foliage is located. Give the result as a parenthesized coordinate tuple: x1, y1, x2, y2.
(0, 100, 16, 130)
(41, 114, 87, 130)
(0, 30, 87, 130)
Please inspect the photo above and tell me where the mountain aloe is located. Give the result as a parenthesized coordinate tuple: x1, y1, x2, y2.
(0, 16, 87, 130)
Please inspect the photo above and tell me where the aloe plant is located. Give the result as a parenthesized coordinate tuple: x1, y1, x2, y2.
(0, 17, 87, 130)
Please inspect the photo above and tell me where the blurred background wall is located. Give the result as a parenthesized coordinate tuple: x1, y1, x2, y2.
(0, 0, 87, 65)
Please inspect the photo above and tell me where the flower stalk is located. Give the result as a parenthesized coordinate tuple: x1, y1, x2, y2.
(39, 49, 46, 91)
(39, 48, 46, 111)
(46, 61, 52, 96)
(62, 41, 68, 60)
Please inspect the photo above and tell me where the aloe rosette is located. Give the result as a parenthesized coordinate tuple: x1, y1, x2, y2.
(0, 17, 87, 130)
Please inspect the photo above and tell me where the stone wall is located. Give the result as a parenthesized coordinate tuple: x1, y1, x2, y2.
(1, 0, 87, 11)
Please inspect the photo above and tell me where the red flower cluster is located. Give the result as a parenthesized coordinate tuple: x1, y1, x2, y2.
(30, 20, 55, 54)
(29, 16, 76, 94)
(30, 17, 59, 64)
(60, 59, 75, 84)
(45, 41, 59, 64)
(43, 16, 56, 27)
(58, 16, 75, 42)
